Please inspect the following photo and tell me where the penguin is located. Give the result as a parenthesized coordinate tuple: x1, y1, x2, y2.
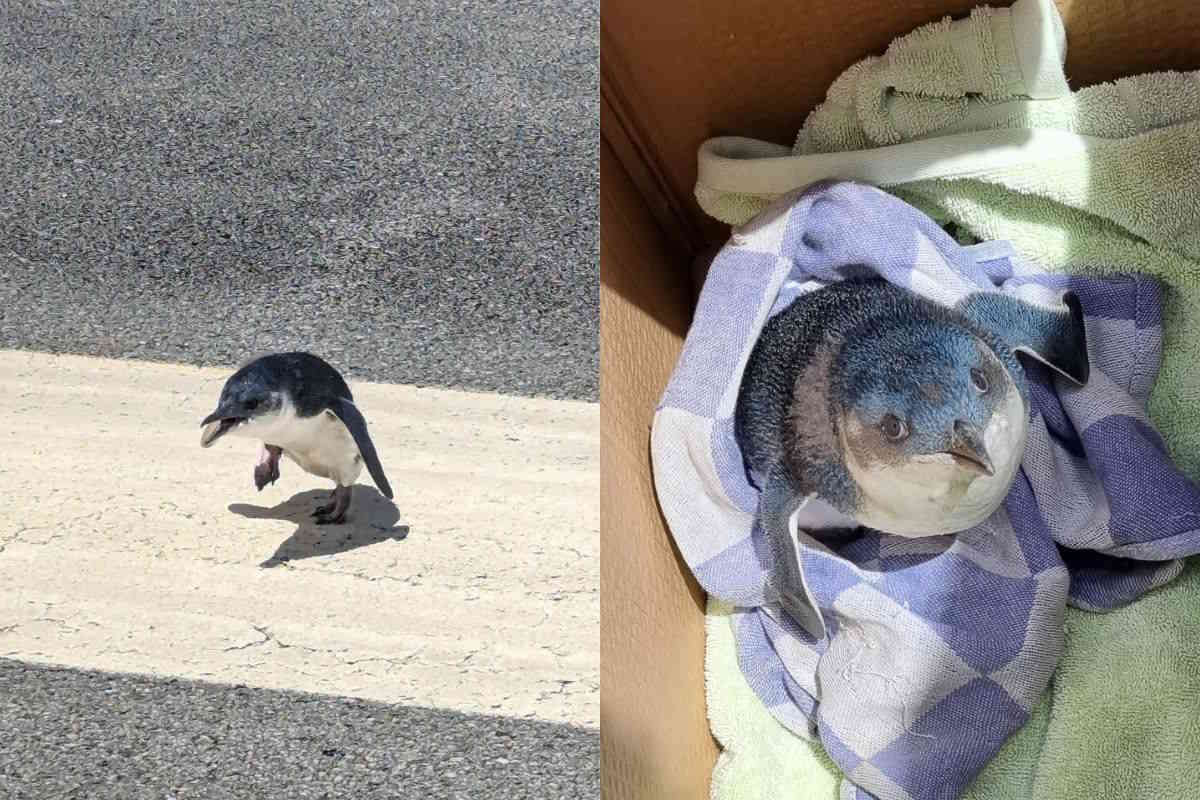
(200, 352, 393, 524)
(735, 277, 1089, 635)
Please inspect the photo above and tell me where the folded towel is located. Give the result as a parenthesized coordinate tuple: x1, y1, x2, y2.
(793, 0, 1198, 155)
(691, 0, 1200, 476)
(651, 180, 1200, 800)
(796, 0, 1071, 153)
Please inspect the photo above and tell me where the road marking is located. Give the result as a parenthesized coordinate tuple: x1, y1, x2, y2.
(0, 350, 597, 726)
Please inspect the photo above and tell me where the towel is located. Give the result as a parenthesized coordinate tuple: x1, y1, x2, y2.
(791, 0, 1198, 157)
(704, 595, 1052, 800)
(691, 0, 1200, 477)
(651, 179, 1200, 800)
(706, 558, 1200, 800)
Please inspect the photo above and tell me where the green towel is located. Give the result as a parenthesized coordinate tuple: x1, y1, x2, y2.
(696, 0, 1200, 797)
(708, 561, 1200, 799)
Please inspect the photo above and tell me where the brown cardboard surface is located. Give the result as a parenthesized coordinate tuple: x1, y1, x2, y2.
(601, 0, 1200, 266)
(600, 134, 718, 800)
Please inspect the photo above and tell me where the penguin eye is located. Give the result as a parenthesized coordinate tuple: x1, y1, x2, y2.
(244, 398, 258, 411)
(880, 414, 908, 441)
(970, 368, 989, 393)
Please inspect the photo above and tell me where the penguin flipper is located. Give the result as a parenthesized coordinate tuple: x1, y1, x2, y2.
(328, 396, 394, 500)
(761, 465, 826, 640)
(957, 290, 1090, 385)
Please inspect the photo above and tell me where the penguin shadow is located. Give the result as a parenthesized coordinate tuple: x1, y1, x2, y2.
(228, 486, 409, 568)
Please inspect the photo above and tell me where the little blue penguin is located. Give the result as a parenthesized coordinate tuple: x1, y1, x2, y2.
(735, 277, 1089, 635)
(200, 352, 394, 524)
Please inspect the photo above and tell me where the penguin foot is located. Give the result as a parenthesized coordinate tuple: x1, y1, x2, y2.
(313, 485, 351, 525)
(254, 445, 282, 491)
(311, 491, 337, 517)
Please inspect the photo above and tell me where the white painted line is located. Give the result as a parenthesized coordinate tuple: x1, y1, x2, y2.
(0, 350, 598, 726)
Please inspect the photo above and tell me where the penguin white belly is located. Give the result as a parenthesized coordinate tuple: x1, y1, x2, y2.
(281, 411, 363, 485)
(845, 382, 1028, 536)
(226, 398, 362, 484)
(240, 403, 363, 486)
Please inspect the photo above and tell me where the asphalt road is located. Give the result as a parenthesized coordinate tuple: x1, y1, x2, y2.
(0, 660, 598, 800)
(0, 1, 599, 797)
(0, 0, 597, 401)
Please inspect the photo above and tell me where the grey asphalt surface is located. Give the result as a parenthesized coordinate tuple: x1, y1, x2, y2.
(0, 659, 598, 799)
(0, 0, 597, 401)
(0, 1, 598, 797)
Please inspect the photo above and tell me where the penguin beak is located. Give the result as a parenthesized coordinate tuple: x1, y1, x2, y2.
(946, 420, 995, 477)
(200, 405, 244, 448)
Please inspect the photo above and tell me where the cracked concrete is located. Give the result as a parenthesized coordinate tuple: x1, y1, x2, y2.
(0, 350, 598, 726)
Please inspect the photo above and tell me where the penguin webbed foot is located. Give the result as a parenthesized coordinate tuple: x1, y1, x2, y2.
(313, 485, 351, 525)
(254, 445, 282, 491)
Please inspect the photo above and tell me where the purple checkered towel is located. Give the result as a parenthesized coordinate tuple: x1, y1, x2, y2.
(650, 181, 1200, 800)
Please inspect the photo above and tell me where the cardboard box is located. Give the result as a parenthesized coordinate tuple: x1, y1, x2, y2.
(599, 2, 1200, 798)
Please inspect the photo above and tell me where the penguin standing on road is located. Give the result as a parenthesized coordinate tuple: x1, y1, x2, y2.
(200, 352, 394, 524)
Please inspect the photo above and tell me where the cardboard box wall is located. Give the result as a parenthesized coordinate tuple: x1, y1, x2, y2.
(599, 2, 1200, 798)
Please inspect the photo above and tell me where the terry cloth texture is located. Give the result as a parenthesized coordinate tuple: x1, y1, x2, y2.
(651, 180, 1200, 800)
(692, 0, 1200, 479)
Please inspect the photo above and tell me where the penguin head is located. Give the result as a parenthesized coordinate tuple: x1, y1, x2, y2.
(200, 362, 285, 448)
(834, 319, 1018, 474)
(827, 317, 1029, 534)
